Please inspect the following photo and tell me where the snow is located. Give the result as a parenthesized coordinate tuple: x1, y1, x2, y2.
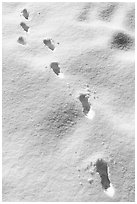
(85, 107, 95, 120)
(2, 2, 135, 202)
(58, 73, 65, 79)
(104, 183, 115, 198)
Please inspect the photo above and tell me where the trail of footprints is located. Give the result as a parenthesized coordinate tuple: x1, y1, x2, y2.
(17, 9, 56, 50)
(17, 9, 94, 118)
(17, 8, 29, 45)
(16, 5, 134, 198)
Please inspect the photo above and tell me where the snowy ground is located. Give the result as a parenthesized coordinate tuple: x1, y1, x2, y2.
(2, 2, 135, 202)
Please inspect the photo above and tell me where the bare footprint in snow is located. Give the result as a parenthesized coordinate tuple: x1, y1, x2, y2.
(21, 9, 29, 20)
(96, 159, 115, 197)
(17, 36, 26, 45)
(79, 93, 95, 119)
(20, 22, 29, 32)
(50, 62, 64, 78)
(79, 94, 90, 115)
(43, 39, 55, 51)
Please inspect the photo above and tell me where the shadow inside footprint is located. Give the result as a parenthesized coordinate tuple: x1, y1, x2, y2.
(79, 94, 90, 115)
(96, 159, 110, 190)
(17, 36, 26, 45)
(20, 22, 29, 32)
(50, 62, 60, 76)
(21, 9, 29, 20)
(43, 39, 55, 51)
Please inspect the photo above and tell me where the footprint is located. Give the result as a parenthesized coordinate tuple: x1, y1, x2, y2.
(79, 93, 95, 119)
(17, 36, 26, 45)
(111, 31, 134, 50)
(50, 62, 64, 78)
(50, 62, 60, 75)
(21, 8, 29, 20)
(95, 159, 115, 197)
(96, 159, 110, 189)
(43, 39, 55, 51)
(79, 94, 90, 115)
(20, 22, 29, 32)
